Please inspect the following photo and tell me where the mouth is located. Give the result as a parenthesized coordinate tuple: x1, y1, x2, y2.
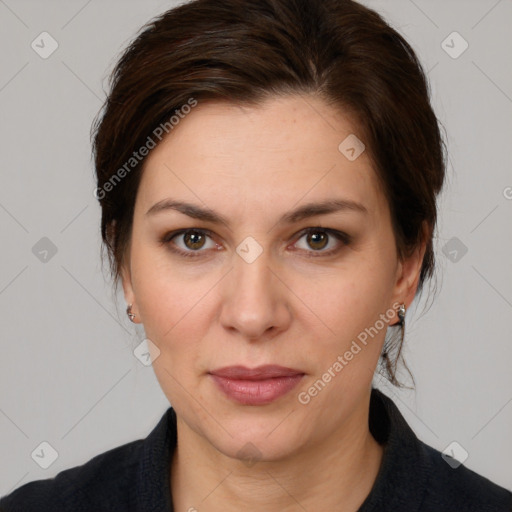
(208, 365, 305, 405)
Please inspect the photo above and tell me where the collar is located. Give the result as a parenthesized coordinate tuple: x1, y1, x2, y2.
(358, 387, 430, 511)
(135, 387, 429, 511)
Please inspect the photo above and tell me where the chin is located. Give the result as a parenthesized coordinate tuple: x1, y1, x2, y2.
(203, 417, 307, 465)
(220, 435, 301, 466)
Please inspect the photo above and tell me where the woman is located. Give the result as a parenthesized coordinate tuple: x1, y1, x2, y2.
(1, 0, 510, 510)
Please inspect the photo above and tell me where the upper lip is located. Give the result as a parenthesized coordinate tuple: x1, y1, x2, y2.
(209, 365, 304, 380)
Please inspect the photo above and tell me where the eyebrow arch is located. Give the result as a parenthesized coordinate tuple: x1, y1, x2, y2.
(145, 198, 368, 226)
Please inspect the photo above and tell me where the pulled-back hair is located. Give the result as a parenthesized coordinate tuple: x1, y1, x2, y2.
(91, 0, 446, 386)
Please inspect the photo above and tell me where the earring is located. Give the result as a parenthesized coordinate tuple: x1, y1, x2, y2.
(382, 302, 406, 361)
(397, 303, 406, 326)
(126, 304, 136, 322)
(397, 303, 406, 347)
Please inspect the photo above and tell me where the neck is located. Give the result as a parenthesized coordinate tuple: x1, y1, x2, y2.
(170, 394, 384, 511)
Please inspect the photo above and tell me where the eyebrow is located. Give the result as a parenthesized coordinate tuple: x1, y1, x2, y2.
(145, 198, 368, 226)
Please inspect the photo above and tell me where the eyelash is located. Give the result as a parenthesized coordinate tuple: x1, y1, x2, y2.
(159, 227, 352, 259)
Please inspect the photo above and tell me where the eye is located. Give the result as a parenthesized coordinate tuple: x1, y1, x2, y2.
(160, 227, 351, 259)
(161, 229, 220, 258)
(292, 227, 351, 257)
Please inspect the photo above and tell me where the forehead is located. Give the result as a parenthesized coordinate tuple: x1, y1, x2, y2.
(136, 94, 387, 221)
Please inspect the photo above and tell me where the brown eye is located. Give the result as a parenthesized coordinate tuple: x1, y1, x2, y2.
(183, 230, 207, 250)
(306, 230, 329, 251)
(161, 227, 350, 260)
(293, 227, 351, 257)
(161, 228, 219, 258)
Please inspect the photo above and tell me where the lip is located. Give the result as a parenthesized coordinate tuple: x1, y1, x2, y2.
(210, 365, 304, 380)
(208, 365, 305, 405)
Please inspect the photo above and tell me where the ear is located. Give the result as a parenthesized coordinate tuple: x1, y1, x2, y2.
(390, 221, 430, 324)
(120, 256, 141, 324)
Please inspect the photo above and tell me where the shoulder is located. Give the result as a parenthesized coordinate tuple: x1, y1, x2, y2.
(367, 388, 511, 512)
(0, 438, 144, 512)
(418, 440, 512, 512)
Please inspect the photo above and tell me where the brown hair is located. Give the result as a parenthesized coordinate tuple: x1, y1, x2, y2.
(91, 0, 446, 387)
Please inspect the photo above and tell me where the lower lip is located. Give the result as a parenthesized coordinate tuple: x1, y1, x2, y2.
(209, 374, 304, 405)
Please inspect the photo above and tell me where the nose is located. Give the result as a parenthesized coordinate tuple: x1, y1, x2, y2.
(218, 247, 292, 342)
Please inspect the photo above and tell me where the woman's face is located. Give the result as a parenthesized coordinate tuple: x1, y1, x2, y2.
(122, 94, 424, 463)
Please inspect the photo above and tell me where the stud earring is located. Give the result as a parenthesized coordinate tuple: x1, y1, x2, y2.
(397, 303, 406, 326)
(382, 302, 406, 362)
(126, 304, 136, 322)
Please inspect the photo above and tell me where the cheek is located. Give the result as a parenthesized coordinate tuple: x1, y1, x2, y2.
(136, 276, 208, 349)
(129, 240, 208, 335)
(297, 260, 396, 381)
(312, 260, 394, 335)
(130, 220, 396, 358)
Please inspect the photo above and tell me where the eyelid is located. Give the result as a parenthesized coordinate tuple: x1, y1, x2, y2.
(291, 227, 351, 257)
(161, 226, 351, 258)
(160, 228, 220, 256)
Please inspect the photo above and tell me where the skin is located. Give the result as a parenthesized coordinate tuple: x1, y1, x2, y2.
(121, 94, 426, 511)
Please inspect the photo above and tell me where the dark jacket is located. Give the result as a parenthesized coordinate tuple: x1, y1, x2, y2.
(1, 387, 511, 511)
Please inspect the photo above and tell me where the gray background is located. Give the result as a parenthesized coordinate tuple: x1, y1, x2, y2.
(1, 0, 511, 496)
